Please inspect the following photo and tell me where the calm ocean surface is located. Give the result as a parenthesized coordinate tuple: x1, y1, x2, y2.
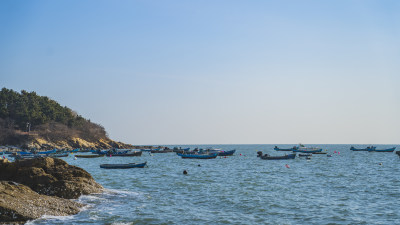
(28, 144, 400, 225)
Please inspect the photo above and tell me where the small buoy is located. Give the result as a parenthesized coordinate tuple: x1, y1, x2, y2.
(240, 154, 242, 156)
(379, 163, 382, 166)
(338, 152, 340, 154)
(198, 164, 201, 167)
(285, 164, 290, 168)
(334, 151, 337, 153)
(224, 156, 226, 158)
(74, 157, 77, 160)
(183, 170, 188, 175)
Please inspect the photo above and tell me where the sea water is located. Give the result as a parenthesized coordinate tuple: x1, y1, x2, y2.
(27, 144, 400, 224)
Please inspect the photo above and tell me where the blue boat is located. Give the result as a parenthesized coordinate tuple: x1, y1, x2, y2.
(66, 148, 79, 153)
(257, 151, 296, 160)
(216, 149, 236, 156)
(350, 146, 375, 151)
(100, 162, 147, 169)
(292, 147, 322, 153)
(19, 149, 57, 155)
(372, 147, 396, 152)
(177, 153, 218, 159)
(274, 146, 297, 151)
(207, 149, 236, 156)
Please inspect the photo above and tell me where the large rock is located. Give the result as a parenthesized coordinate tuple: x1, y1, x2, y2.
(0, 157, 103, 199)
(0, 181, 83, 223)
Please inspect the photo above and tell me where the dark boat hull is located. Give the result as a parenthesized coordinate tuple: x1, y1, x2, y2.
(107, 151, 142, 157)
(177, 153, 218, 159)
(100, 162, 147, 169)
(217, 150, 236, 156)
(75, 154, 105, 158)
(372, 147, 396, 152)
(260, 153, 296, 160)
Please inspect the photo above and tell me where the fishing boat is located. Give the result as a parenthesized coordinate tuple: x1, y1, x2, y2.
(177, 153, 218, 159)
(372, 147, 396, 152)
(350, 146, 375, 151)
(48, 153, 69, 158)
(207, 149, 236, 156)
(107, 151, 142, 157)
(151, 148, 173, 153)
(100, 162, 147, 169)
(273, 146, 297, 151)
(312, 151, 328, 154)
(19, 149, 57, 155)
(75, 154, 104, 158)
(257, 151, 296, 160)
(292, 147, 322, 153)
(216, 149, 236, 156)
(298, 153, 312, 157)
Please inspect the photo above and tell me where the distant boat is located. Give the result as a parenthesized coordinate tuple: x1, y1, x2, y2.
(75, 154, 104, 158)
(372, 147, 396, 152)
(177, 153, 218, 159)
(19, 149, 57, 155)
(100, 162, 147, 169)
(257, 151, 296, 160)
(350, 146, 375, 151)
(48, 153, 69, 158)
(292, 147, 322, 153)
(107, 151, 142, 157)
(273, 146, 297, 151)
(207, 149, 236, 156)
(298, 153, 312, 157)
(151, 148, 173, 153)
(216, 149, 236, 156)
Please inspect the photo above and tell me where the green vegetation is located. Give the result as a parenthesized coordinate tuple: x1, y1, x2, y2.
(0, 87, 107, 145)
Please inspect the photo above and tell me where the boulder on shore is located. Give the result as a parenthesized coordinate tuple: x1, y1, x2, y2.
(0, 157, 103, 199)
(0, 181, 83, 224)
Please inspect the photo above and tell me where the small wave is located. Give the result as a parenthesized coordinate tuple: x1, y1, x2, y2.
(103, 188, 145, 198)
(26, 214, 75, 224)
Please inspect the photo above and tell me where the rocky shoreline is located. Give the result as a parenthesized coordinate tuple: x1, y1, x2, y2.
(0, 157, 103, 223)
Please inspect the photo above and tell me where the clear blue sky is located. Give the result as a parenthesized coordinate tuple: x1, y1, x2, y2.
(1, 0, 399, 145)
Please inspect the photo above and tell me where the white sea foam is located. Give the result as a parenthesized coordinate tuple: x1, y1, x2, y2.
(26, 214, 75, 224)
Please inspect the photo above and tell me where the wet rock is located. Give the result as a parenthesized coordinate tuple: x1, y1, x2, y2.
(0, 181, 83, 224)
(0, 157, 103, 199)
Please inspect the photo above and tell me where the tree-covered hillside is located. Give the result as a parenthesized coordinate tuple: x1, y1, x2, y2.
(0, 88, 112, 147)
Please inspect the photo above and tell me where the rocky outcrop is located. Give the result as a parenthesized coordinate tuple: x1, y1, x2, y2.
(24, 136, 136, 150)
(0, 157, 103, 199)
(0, 181, 83, 224)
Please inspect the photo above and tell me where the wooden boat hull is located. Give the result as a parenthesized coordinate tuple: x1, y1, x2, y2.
(75, 154, 105, 158)
(274, 146, 296, 151)
(100, 162, 147, 169)
(217, 150, 236, 156)
(49, 153, 69, 158)
(371, 147, 396, 152)
(292, 148, 322, 153)
(107, 151, 142, 157)
(260, 153, 296, 160)
(150, 150, 173, 153)
(350, 146, 375, 151)
(177, 153, 218, 159)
